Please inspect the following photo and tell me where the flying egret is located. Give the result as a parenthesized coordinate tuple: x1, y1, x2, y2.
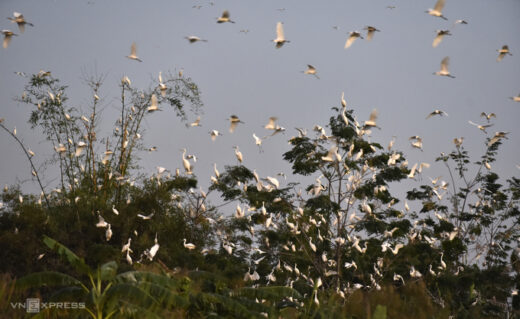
(510, 94, 520, 102)
(273, 22, 290, 48)
(249, 134, 265, 153)
(426, 0, 447, 20)
(321, 146, 339, 162)
(264, 117, 279, 130)
(7, 12, 34, 33)
(434, 56, 455, 78)
(432, 30, 451, 47)
(426, 109, 448, 119)
(190, 117, 201, 127)
(480, 112, 496, 121)
(137, 212, 154, 220)
(126, 42, 142, 62)
(183, 238, 196, 250)
(363, 109, 378, 128)
(364, 26, 380, 41)
(302, 65, 319, 79)
(488, 131, 509, 146)
(454, 19, 468, 25)
(217, 10, 235, 23)
(228, 115, 244, 133)
(147, 94, 159, 112)
(1, 30, 17, 49)
(265, 176, 280, 189)
(409, 136, 423, 150)
(496, 45, 512, 62)
(468, 120, 493, 133)
(210, 130, 222, 141)
(345, 31, 363, 49)
(185, 36, 208, 43)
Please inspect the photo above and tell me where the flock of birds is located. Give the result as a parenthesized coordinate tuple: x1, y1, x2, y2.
(2, 0, 519, 302)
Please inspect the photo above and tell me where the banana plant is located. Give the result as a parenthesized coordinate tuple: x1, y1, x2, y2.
(16, 236, 188, 318)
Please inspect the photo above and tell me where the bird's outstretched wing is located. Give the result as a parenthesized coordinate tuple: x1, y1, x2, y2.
(434, 0, 445, 12)
(276, 22, 285, 40)
(440, 56, 449, 72)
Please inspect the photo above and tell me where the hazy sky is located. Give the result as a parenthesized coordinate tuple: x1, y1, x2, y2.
(0, 0, 519, 202)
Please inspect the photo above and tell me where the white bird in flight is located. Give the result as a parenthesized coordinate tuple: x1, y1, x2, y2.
(364, 26, 380, 41)
(345, 31, 363, 49)
(1, 30, 17, 49)
(190, 117, 201, 127)
(510, 94, 520, 102)
(273, 22, 290, 48)
(302, 65, 319, 79)
(480, 112, 496, 121)
(434, 56, 455, 78)
(126, 42, 142, 62)
(426, 109, 448, 119)
(496, 45, 512, 62)
(210, 130, 223, 141)
(217, 10, 235, 23)
(426, 0, 447, 20)
(228, 115, 244, 133)
(185, 36, 208, 43)
(432, 30, 451, 48)
(7, 12, 34, 33)
(468, 120, 493, 133)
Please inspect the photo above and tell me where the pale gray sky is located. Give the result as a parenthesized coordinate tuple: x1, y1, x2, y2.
(0, 0, 519, 201)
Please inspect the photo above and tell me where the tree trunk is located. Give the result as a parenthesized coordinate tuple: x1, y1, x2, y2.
(363, 290, 371, 319)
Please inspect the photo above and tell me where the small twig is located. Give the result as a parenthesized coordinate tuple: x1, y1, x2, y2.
(0, 120, 50, 209)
